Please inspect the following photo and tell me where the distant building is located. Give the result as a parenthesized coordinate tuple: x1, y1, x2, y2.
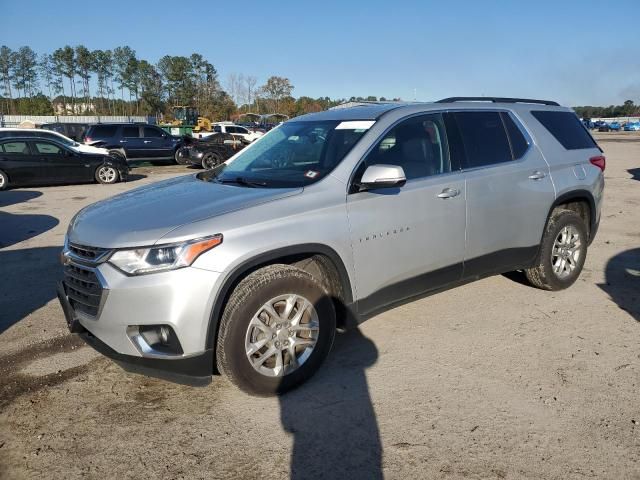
(52, 96, 96, 115)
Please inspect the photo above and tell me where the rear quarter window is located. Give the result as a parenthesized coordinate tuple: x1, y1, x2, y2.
(90, 125, 118, 138)
(531, 111, 598, 150)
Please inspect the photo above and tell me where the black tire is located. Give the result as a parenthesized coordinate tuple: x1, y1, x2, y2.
(216, 264, 336, 396)
(201, 153, 221, 170)
(525, 209, 588, 290)
(0, 169, 8, 191)
(95, 165, 120, 184)
(174, 148, 188, 165)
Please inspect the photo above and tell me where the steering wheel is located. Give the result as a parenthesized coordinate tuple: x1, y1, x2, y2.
(271, 149, 293, 168)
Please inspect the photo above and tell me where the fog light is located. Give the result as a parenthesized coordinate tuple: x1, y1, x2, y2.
(128, 325, 183, 356)
(159, 326, 170, 344)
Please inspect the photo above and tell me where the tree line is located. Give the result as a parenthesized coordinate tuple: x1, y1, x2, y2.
(573, 100, 639, 119)
(0, 44, 397, 121)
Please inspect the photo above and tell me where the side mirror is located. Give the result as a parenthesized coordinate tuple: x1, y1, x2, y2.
(357, 164, 407, 191)
(64, 149, 73, 157)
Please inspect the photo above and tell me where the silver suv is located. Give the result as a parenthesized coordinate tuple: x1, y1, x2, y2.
(58, 97, 605, 395)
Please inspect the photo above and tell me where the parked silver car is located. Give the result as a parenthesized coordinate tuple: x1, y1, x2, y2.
(58, 97, 605, 395)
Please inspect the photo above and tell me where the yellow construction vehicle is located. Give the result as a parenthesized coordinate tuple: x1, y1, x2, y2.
(160, 106, 214, 135)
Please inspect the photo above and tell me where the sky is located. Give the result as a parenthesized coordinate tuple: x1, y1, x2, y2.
(2, 0, 639, 106)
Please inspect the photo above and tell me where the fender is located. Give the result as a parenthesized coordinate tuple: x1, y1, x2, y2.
(204, 243, 354, 351)
(107, 147, 127, 160)
(547, 189, 597, 241)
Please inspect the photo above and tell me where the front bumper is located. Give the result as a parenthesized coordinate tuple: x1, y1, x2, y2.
(58, 283, 213, 377)
(58, 260, 222, 376)
(178, 147, 202, 166)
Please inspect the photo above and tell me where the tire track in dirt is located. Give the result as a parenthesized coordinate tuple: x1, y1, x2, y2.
(0, 334, 94, 410)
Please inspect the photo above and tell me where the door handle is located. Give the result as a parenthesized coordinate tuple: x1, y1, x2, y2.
(119, 140, 127, 143)
(437, 187, 460, 199)
(143, 140, 152, 144)
(528, 171, 546, 180)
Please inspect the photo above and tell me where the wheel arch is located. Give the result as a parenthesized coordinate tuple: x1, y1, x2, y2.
(545, 189, 597, 242)
(107, 147, 127, 160)
(205, 243, 354, 353)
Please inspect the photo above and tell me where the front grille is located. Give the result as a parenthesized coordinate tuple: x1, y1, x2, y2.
(68, 243, 110, 262)
(63, 262, 104, 317)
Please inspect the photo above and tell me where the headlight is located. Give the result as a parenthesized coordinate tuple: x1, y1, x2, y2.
(108, 234, 222, 275)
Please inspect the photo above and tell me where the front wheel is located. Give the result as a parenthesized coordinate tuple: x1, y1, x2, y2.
(95, 165, 120, 184)
(525, 209, 588, 290)
(174, 148, 189, 165)
(216, 265, 336, 396)
(201, 153, 221, 170)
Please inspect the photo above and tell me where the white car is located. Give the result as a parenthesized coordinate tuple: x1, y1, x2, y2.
(212, 123, 264, 143)
(0, 128, 109, 155)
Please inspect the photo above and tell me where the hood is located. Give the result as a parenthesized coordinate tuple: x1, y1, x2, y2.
(74, 143, 109, 155)
(68, 174, 302, 248)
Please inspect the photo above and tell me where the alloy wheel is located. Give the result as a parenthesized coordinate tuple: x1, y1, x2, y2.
(244, 294, 319, 377)
(551, 225, 582, 279)
(98, 166, 117, 183)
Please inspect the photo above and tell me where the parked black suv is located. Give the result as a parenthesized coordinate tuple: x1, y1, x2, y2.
(42, 122, 90, 141)
(82, 123, 183, 163)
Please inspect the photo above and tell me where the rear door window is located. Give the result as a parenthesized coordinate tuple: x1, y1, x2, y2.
(501, 112, 529, 159)
(123, 126, 140, 138)
(453, 111, 512, 168)
(531, 111, 598, 150)
(1, 141, 29, 154)
(143, 126, 164, 138)
(90, 125, 118, 138)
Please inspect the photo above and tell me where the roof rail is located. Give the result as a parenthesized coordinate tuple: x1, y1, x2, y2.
(436, 97, 560, 106)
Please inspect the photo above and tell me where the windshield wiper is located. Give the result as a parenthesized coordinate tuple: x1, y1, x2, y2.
(216, 176, 268, 188)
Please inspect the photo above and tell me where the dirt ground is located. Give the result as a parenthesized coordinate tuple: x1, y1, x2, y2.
(0, 134, 638, 480)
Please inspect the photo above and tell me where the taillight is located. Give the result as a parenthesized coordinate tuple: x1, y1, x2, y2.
(84, 137, 92, 143)
(589, 155, 606, 172)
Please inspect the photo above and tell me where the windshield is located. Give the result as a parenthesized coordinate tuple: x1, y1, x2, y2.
(200, 120, 372, 188)
(49, 132, 76, 147)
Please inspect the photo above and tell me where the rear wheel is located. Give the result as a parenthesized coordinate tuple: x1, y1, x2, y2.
(201, 152, 221, 170)
(95, 165, 119, 184)
(525, 209, 588, 290)
(216, 265, 336, 396)
(0, 170, 8, 190)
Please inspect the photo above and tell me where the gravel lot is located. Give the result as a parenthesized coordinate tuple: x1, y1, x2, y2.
(0, 134, 639, 480)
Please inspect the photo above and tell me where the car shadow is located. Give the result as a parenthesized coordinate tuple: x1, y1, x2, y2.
(0, 190, 42, 208)
(598, 248, 640, 322)
(0, 246, 63, 334)
(125, 173, 147, 182)
(0, 211, 59, 248)
(502, 270, 530, 286)
(279, 328, 382, 480)
(628, 168, 640, 181)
